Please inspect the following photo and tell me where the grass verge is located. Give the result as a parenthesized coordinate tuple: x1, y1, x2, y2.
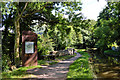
(67, 51, 93, 79)
(2, 65, 41, 78)
(56, 54, 76, 61)
(38, 60, 49, 65)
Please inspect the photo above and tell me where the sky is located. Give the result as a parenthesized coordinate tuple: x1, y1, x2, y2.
(81, 0, 107, 21)
(52, 0, 107, 21)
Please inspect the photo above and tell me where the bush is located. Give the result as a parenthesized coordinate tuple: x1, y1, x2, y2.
(2, 54, 11, 72)
(104, 50, 120, 56)
(77, 50, 86, 54)
(37, 34, 55, 56)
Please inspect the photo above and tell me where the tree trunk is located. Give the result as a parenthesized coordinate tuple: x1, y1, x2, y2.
(14, 17, 20, 66)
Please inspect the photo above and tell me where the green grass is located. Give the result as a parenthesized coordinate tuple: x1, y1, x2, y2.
(56, 53, 77, 61)
(38, 60, 49, 65)
(2, 53, 76, 78)
(104, 50, 120, 56)
(67, 51, 93, 79)
(49, 61, 59, 65)
(76, 49, 86, 52)
(2, 65, 41, 78)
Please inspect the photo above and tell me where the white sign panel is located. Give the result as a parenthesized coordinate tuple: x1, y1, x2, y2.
(25, 42, 34, 54)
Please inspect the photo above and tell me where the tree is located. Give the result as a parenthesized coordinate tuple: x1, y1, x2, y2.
(94, 1, 120, 52)
(1, 2, 56, 66)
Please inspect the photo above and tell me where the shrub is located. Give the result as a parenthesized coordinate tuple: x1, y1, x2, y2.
(77, 50, 86, 54)
(37, 34, 55, 56)
(104, 50, 120, 56)
(2, 54, 11, 72)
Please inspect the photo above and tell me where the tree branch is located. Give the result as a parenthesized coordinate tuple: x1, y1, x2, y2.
(22, 2, 48, 18)
(20, 2, 29, 17)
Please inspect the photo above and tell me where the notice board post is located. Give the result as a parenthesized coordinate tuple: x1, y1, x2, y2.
(22, 31, 37, 67)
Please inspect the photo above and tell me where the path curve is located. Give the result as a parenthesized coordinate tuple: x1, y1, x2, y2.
(26, 52, 81, 80)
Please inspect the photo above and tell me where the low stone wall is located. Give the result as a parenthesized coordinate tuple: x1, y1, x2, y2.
(67, 48, 75, 55)
(39, 48, 75, 60)
(50, 48, 75, 57)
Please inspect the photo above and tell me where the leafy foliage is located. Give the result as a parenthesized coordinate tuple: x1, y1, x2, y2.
(2, 1, 97, 72)
(37, 34, 55, 55)
(2, 2, 58, 67)
(93, 2, 120, 52)
(2, 54, 11, 72)
(104, 50, 120, 56)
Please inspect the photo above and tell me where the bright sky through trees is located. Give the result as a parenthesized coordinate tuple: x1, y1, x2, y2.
(51, 0, 107, 21)
(81, 0, 107, 21)
(0, 1, 107, 30)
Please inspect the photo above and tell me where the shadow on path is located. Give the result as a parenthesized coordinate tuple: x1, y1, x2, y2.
(26, 52, 81, 80)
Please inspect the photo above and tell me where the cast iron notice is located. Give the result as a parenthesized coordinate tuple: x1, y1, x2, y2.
(25, 42, 34, 54)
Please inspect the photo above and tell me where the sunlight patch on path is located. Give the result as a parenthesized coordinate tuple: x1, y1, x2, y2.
(26, 52, 82, 79)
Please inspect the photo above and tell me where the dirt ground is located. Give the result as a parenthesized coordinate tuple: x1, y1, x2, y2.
(26, 52, 81, 80)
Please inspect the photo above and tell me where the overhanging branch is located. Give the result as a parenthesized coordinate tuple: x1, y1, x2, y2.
(22, 2, 48, 18)
(20, 2, 29, 18)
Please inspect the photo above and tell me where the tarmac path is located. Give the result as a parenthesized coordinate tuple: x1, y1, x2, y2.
(26, 52, 82, 80)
